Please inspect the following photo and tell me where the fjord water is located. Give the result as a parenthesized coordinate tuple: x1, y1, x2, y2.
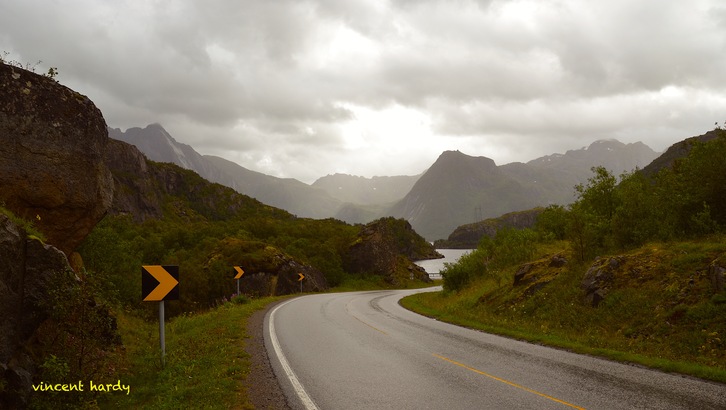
(415, 249, 472, 279)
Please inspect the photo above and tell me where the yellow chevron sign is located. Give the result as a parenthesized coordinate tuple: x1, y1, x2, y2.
(234, 266, 245, 279)
(298, 273, 305, 282)
(142, 265, 179, 301)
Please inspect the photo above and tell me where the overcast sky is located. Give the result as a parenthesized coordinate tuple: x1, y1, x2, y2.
(2, 0, 725, 183)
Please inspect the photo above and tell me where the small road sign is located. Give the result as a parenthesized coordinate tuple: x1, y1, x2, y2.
(142, 265, 179, 302)
(234, 266, 245, 279)
(298, 272, 305, 293)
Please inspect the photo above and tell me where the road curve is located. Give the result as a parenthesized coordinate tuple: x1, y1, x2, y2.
(264, 288, 726, 410)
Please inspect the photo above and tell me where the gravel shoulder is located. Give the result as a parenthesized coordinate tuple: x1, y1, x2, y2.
(245, 299, 291, 410)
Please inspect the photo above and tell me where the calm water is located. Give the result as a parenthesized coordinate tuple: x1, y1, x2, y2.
(415, 249, 472, 279)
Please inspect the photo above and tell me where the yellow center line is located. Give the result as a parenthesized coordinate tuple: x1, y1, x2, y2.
(346, 300, 388, 335)
(353, 314, 389, 335)
(432, 353, 586, 410)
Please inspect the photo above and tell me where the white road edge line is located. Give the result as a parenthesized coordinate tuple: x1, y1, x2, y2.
(269, 299, 320, 410)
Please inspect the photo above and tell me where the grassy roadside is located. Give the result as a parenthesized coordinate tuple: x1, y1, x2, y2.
(97, 296, 286, 410)
(400, 242, 726, 384)
(88, 275, 433, 409)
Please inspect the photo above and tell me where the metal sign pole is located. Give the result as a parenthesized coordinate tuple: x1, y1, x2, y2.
(142, 265, 178, 368)
(236, 278, 240, 295)
(159, 300, 166, 366)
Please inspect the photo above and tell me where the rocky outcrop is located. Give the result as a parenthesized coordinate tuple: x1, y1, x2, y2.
(0, 214, 95, 408)
(437, 208, 544, 249)
(0, 63, 113, 256)
(512, 254, 568, 296)
(345, 217, 440, 284)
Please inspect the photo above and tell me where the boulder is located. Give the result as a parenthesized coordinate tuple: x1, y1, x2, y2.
(708, 258, 725, 293)
(581, 257, 620, 307)
(514, 254, 567, 287)
(0, 63, 113, 256)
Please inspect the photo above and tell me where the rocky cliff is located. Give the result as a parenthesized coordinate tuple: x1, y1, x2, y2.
(0, 62, 118, 408)
(0, 62, 113, 256)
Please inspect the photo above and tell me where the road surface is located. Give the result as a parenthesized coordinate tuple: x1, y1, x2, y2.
(264, 288, 726, 409)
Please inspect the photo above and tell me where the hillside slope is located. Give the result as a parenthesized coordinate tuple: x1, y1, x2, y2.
(204, 154, 342, 218)
(110, 124, 345, 219)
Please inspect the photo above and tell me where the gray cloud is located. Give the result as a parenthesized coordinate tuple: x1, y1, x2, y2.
(1, 0, 725, 183)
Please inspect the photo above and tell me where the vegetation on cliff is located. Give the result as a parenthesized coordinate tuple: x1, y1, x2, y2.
(404, 129, 726, 382)
(79, 155, 437, 316)
(434, 208, 544, 249)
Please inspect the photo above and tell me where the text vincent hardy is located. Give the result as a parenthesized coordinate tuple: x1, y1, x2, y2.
(32, 380, 131, 395)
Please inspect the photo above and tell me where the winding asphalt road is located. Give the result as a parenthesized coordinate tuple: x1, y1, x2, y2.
(264, 288, 726, 410)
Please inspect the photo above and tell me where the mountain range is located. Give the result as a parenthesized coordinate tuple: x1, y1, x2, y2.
(110, 124, 659, 240)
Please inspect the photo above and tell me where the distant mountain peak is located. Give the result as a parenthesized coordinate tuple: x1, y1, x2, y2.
(433, 150, 497, 168)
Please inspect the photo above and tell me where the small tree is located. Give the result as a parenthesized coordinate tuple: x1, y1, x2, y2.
(567, 167, 619, 260)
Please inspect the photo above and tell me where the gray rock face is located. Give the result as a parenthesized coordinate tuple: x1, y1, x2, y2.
(0, 214, 74, 408)
(0, 63, 113, 255)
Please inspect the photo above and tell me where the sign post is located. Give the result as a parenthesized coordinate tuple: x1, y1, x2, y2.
(234, 266, 244, 295)
(159, 300, 165, 362)
(142, 265, 179, 366)
(298, 272, 305, 293)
